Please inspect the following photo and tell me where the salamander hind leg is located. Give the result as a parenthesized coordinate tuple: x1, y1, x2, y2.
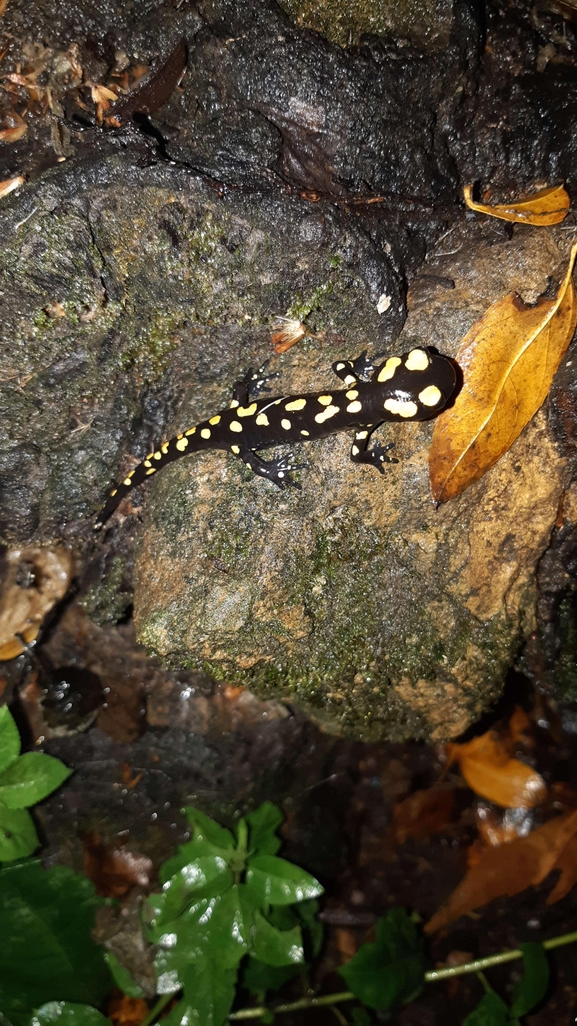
(236, 448, 306, 489)
(350, 429, 398, 475)
(231, 362, 280, 407)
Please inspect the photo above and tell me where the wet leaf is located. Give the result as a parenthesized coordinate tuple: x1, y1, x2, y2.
(160, 808, 235, 883)
(161, 963, 236, 1026)
(32, 1004, 110, 1026)
(245, 801, 283, 856)
(0, 706, 20, 774)
(103, 953, 145, 999)
(0, 806, 39, 861)
(464, 183, 570, 225)
(147, 855, 232, 929)
(392, 786, 456, 843)
(0, 752, 71, 809)
(339, 908, 424, 1010)
(430, 242, 577, 503)
(446, 731, 546, 808)
(424, 810, 577, 933)
(510, 942, 549, 1018)
(0, 860, 112, 1025)
(245, 855, 323, 906)
(546, 834, 577, 903)
(241, 956, 304, 996)
(250, 909, 304, 966)
(461, 990, 510, 1025)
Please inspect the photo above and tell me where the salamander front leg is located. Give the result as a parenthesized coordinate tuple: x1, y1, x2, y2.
(332, 350, 387, 385)
(235, 448, 306, 489)
(350, 429, 398, 475)
(231, 362, 280, 407)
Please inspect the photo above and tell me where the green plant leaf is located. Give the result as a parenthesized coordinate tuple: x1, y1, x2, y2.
(31, 1003, 110, 1026)
(147, 855, 233, 929)
(0, 707, 20, 775)
(153, 885, 248, 991)
(241, 956, 304, 997)
(350, 1009, 375, 1026)
(246, 802, 283, 856)
(250, 909, 304, 966)
(296, 898, 323, 958)
(0, 753, 72, 809)
(0, 806, 39, 862)
(103, 953, 145, 999)
(338, 908, 424, 1011)
(245, 855, 324, 907)
(461, 990, 510, 1025)
(510, 942, 549, 1018)
(159, 809, 235, 884)
(162, 963, 237, 1026)
(0, 860, 112, 1026)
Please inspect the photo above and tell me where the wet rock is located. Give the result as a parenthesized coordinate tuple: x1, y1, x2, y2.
(277, 0, 456, 50)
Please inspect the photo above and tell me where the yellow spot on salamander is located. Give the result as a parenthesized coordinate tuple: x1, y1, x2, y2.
(356, 430, 368, 439)
(301, 429, 310, 436)
(377, 357, 401, 382)
(201, 428, 211, 439)
(384, 398, 419, 418)
(110, 489, 118, 497)
(344, 374, 356, 386)
(285, 398, 307, 411)
(255, 412, 269, 426)
(347, 401, 362, 414)
(317, 394, 333, 406)
(153, 451, 162, 460)
(418, 384, 442, 407)
(230, 399, 240, 408)
(314, 405, 340, 424)
(177, 433, 184, 439)
(146, 467, 156, 475)
(335, 362, 346, 371)
(230, 421, 243, 433)
(209, 414, 222, 425)
(162, 442, 169, 454)
(176, 437, 189, 451)
(186, 426, 197, 436)
(237, 403, 257, 417)
(405, 348, 430, 372)
(281, 418, 292, 430)
(346, 389, 359, 400)
(231, 444, 240, 454)
(144, 460, 152, 468)
(122, 477, 132, 486)
(352, 444, 360, 455)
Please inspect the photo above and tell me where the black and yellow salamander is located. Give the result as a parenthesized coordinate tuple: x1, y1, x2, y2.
(95, 346, 456, 528)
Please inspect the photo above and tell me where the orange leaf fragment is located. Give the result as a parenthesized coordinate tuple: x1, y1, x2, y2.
(424, 809, 577, 933)
(546, 834, 577, 904)
(446, 730, 546, 808)
(464, 183, 570, 226)
(393, 785, 456, 844)
(0, 175, 24, 199)
(271, 317, 307, 353)
(430, 241, 577, 503)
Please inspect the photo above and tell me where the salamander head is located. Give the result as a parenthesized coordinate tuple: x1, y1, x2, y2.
(378, 347, 457, 421)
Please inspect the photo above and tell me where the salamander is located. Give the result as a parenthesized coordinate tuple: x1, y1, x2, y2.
(95, 346, 456, 528)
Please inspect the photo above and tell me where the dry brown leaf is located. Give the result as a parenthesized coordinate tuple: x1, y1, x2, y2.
(464, 183, 570, 225)
(424, 810, 577, 933)
(107, 994, 149, 1026)
(82, 833, 152, 897)
(446, 731, 546, 808)
(508, 705, 533, 746)
(393, 786, 456, 844)
(0, 0, 8, 20)
(546, 834, 577, 904)
(271, 317, 307, 353)
(430, 242, 577, 503)
(0, 123, 27, 143)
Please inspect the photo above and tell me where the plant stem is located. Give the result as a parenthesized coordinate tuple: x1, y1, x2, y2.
(228, 929, 577, 1021)
(141, 992, 174, 1026)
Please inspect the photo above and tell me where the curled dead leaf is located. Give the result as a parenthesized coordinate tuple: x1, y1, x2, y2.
(430, 242, 577, 503)
(424, 809, 577, 933)
(446, 730, 546, 808)
(271, 316, 307, 353)
(393, 785, 456, 844)
(0, 175, 25, 199)
(464, 183, 570, 226)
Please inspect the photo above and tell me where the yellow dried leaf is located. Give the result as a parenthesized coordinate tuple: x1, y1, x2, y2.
(0, 123, 27, 144)
(0, 174, 24, 199)
(446, 731, 546, 808)
(430, 242, 577, 503)
(464, 183, 570, 226)
(424, 810, 577, 934)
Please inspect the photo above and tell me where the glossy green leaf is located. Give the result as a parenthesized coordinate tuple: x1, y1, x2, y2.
(462, 990, 510, 1025)
(245, 855, 323, 907)
(147, 855, 232, 928)
(250, 909, 304, 966)
(0, 860, 112, 1026)
(510, 942, 549, 1018)
(103, 953, 145, 999)
(297, 898, 323, 958)
(162, 963, 237, 1026)
(0, 753, 72, 810)
(246, 802, 283, 856)
(339, 908, 424, 1011)
(0, 707, 20, 774)
(0, 806, 39, 862)
(241, 956, 304, 997)
(153, 886, 248, 991)
(160, 809, 235, 884)
(31, 1003, 110, 1026)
